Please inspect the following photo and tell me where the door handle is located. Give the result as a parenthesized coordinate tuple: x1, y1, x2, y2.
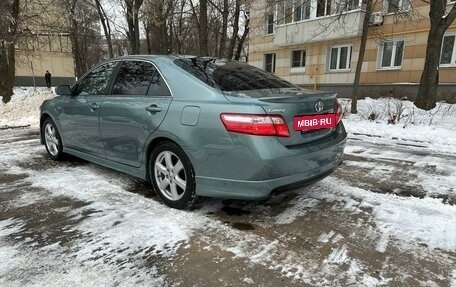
(145, 105, 162, 113)
(90, 103, 100, 112)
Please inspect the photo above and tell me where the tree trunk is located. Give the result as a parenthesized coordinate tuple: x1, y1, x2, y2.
(0, 42, 15, 104)
(414, 2, 456, 110)
(351, 0, 373, 114)
(234, 10, 249, 61)
(199, 0, 208, 56)
(144, 21, 152, 54)
(176, 0, 185, 54)
(125, 0, 143, 54)
(94, 0, 113, 58)
(70, 18, 85, 78)
(415, 27, 445, 110)
(167, 17, 173, 54)
(0, 0, 20, 104)
(219, 0, 229, 58)
(227, 0, 240, 59)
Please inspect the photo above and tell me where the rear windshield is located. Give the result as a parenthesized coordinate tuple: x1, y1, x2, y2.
(173, 58, 295, 91)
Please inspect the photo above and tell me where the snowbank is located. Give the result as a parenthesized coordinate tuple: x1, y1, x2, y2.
(340, 98, 456, 154)
(0, 87, 55, 129)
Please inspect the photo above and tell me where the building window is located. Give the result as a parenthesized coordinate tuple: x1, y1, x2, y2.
(347, 0, 361, 10)
(386, 0, 410, 14)
(294, 0, 311, 21)
(328, 45, 352, 71)
(264, 53, 276, 73)
(266, 13, 274, 34)
(334, 0, 361, 13)
(277, 0, 293, 24)
(317, 0, 332, 17)
(291, 50, 306, 67)
(378, 39, 404, 69)
(441, 34, 456, 66)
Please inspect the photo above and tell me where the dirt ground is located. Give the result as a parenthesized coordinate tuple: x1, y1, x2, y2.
(0, 128, 455, 286)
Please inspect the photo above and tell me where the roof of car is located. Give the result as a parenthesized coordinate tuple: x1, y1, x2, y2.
(110, 55, 207, 61)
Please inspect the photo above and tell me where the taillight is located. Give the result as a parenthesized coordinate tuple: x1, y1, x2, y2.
(334, 101, 343, 124)
(220, 113, 290, 137)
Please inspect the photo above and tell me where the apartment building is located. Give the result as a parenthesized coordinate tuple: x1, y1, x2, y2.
(14, 0, 75, 87)
(248, 0, 456, 101)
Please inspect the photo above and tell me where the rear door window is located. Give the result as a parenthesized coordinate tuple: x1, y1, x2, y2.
(148, 70, 171, 97)
(111, 60, 171, 97)
(112, 61, 155, 95)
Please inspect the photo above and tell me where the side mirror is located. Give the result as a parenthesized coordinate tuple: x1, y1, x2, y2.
(55, 85, 72, 96)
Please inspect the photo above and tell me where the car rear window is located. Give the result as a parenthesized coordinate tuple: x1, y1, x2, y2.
(173, 58, 295, 91)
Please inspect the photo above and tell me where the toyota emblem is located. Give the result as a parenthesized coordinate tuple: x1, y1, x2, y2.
(315, 100, 324, 112)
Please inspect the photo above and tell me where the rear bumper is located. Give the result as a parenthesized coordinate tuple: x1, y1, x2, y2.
(191, 123, 347, 200)
(195, 159, 342, 199)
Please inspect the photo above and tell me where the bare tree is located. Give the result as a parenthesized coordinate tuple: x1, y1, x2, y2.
(199, 0, 208, 55)
(0, 0, 19, 104)
(64, 0, 103, 77)
(94, 0, 114, 58)
(351, 0, 374, 114)
(235, 8, 249, 60)
(207, 0, 230, 57)
(125, 0, 144, 54)
(139, 0, 249, 58)
(143, 0, 175, 54)
(415, 1, 456, 110)
(227, 0, 241, 59)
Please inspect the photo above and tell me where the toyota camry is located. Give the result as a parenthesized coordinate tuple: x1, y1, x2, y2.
(40, 55, 347, 209)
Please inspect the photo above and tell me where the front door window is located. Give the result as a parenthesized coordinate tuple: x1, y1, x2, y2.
(73, 62, 117, 96)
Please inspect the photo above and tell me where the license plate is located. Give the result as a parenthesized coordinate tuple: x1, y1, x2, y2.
(294, 114, 336, 131)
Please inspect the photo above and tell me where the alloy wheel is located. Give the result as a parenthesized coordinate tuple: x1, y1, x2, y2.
(44, 123, 59, 156)
(154, 150, 187, 201)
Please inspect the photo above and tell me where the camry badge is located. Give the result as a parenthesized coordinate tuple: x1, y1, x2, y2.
(315, 100, 324, 112)
(267, 108, 285, 113)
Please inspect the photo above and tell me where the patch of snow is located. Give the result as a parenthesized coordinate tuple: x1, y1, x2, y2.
(412, 159, 456, 198)
(0, 162, 212, 285)
(375, 224, 392, 253)
(344, 160, 396, 178)
(346, 259, 387, 287)
(315, 178, 456, 252)
(0, 218, 24, 237)
(0, 87, 55, 128)
(324, 244, 350, 264)
(450, 269, 456, 287)
(318, 230, 336, 243)
(26, 166, 210, 255)
(0, 219, 26, 281)
(242, 276, 255, 284)
(275, 197, 320, 224)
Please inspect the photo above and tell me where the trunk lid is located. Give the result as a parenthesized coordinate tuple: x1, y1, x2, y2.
(223, 88, 338, 146)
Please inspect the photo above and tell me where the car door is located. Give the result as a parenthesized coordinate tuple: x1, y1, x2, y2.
(99, 60, 172, 167)
(58, 61, 118, 157)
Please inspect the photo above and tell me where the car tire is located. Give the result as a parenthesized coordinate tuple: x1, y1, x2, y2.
(42, 118, 64, 161)
(149, 142, 198, 209)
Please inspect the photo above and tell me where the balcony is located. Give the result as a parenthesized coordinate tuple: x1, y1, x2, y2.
(273, 10, 365, 46)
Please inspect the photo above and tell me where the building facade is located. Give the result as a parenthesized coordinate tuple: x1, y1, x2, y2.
(248, 0, 456, 102)
(14, 0, 75, 87)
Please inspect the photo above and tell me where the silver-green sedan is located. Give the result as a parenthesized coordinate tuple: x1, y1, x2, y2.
(40, 55, 346, 209)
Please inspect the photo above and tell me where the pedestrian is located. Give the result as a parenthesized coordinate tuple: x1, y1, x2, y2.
(45, 70, 52, 89)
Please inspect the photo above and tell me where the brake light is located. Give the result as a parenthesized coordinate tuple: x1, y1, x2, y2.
(220, 113, 290, 137)
(334, 101, 343, 124)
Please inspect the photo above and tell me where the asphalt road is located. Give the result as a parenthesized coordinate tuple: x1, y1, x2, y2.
(0, 128, 455, 286)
